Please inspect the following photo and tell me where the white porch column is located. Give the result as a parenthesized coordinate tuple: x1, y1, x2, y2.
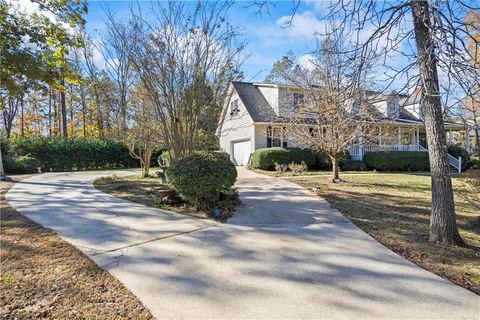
(359, 135, 364, 161)
(465, 129, 471, 154)
(416, 127, 419, 151)
(397, 127, 401, 150)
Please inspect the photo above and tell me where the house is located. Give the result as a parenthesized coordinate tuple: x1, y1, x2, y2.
(216, 81, 473, 171)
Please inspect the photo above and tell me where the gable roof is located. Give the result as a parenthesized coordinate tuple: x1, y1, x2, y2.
(231, 82, 279, 122)
(230, 81, 429, 124)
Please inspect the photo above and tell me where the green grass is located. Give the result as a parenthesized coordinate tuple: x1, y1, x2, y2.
(251, 168, 431, 177)
(285, 173, 480, 294)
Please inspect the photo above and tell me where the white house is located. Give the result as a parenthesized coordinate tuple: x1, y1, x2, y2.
(216, 81, 473, 171)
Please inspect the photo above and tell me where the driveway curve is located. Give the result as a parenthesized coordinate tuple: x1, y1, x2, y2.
(6, 168, 479, 319)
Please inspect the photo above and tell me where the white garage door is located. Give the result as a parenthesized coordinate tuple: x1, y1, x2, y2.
(232, 140, 251, 166)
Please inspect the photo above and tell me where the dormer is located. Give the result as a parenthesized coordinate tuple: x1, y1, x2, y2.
(256, 83, 280, 115)
(386, 93, 400, 118)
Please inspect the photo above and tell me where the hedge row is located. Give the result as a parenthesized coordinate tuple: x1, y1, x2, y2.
(2, 137, 140, 173)
(363, 151, 430, 171)
(250, 147, 317, 170)
(249, 147, 353, 170)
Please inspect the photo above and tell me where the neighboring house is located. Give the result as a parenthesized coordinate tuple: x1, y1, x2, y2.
(216, 81, 472, 171)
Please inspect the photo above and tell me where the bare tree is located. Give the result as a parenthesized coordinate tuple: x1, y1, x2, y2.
(279, 37, 385, 182)
(320, 0, 480, 245)
(254, 0, 479, 245)
(100, 10, 137, 135)
(110, 1, 245, 161)
(127, 87, 163, 177)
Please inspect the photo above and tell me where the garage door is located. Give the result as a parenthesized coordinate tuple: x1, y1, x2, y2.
(232, 140, 251, 166)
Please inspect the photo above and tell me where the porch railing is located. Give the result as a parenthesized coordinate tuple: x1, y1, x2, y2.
(348, 144, 427, 160)
(348, 143, 462, 173)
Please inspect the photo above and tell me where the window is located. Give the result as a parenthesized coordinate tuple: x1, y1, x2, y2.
(293, 93, 304, 107)
(272, 127, 282, 147)
(285, 93, 304, 112)
(230, 99, 238, 115)
(271, 127, 286, 147)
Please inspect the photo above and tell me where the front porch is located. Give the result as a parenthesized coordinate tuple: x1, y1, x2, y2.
(348, 125, 471, 173)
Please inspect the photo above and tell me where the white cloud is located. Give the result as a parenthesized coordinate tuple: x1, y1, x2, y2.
(298, 54, 316, 71)
(251, 11, 325, 50)
(276, 11, 326, 39)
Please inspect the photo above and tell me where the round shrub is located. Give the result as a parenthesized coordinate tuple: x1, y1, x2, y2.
(166, 152, 237, 209)
(447, 145, 470, 170)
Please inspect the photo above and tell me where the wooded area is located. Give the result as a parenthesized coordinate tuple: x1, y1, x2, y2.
(0, 1, 244, 162)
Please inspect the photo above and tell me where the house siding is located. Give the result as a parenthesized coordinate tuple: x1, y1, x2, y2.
(403, 103, 422, 119)
(257, 86, 279, 115)
(218, 91, 255, 160)
(254, 124, 301, 150)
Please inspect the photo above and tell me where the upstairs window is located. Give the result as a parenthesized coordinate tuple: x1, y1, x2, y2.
(293, 93, 304, 107)
(230, 99, 239, 115)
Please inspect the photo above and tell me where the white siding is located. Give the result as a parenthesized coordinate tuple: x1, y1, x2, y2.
(254, 124, 269, 149)
(254, 124, 301, 150)
(278, 88, 303, 117)
(257, 86, 280, 115)
(373, 101, 388, 116)
(403, 102, 422, 119)
(218, 91, 255, 160)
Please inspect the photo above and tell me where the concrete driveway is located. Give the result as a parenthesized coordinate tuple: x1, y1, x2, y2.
(5, 168, 479, 319)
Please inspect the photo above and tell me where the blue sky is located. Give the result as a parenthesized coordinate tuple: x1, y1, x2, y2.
(85, 0, 327, 82)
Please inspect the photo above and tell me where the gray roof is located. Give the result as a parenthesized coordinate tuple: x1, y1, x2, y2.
(231, 81, 427, 124)
(231, 82, 279, 122)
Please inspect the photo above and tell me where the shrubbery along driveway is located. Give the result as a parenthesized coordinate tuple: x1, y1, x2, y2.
(6, 168, 478, 319)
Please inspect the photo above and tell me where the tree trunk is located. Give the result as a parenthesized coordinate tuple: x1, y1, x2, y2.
(411, 0, 464, 245)
(60, 81, 68, 138)
(20, 99, 24, 137)
(331, 154, 340, 183)
(474, 127, 480, 158)
(143, 151, 151, 178)
(69, 85, 74, 136)
(0, 146, 4, 176)
(48, 89, 52, 137)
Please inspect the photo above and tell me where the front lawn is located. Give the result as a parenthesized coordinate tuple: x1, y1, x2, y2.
(285, 173, 480, 294)
(251, 168, 428, 177)
(0, 175, 153, 319)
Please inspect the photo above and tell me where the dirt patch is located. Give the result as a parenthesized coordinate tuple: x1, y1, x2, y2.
(1, 175, 153, 319)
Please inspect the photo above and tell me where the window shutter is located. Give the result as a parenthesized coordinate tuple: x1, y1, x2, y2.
(267, 126, 272, 148)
